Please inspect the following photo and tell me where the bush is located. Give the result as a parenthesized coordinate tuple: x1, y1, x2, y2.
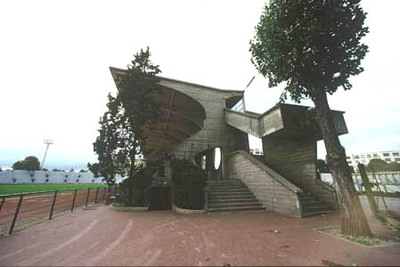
(118, 164, 155, 206)
(172, 159, 207, 209)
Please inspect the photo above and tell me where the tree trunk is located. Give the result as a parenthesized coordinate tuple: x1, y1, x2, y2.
(312, 90, 372, 237)
(358, 163, 378, 216)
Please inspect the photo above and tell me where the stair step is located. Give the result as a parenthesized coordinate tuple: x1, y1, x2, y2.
(208, 189, 249, 193)
(206, 180, 265, 213)
(208, 190, 253, 196)
(207, 180, 241, 183)
(209, 202, 263, 209)
(208, 206, 265, 213)
(303, 205, 333, 212)
(302, 210, 336, 217)
(301, 201, 331, 207)
(302, 201, 331, 207)
(209, 196, 255, 201)
(209, 194, 255, 200)
(209, 198, 258, 204)
(207, 185, 244, 189)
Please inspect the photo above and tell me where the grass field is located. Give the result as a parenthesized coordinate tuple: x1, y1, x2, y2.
(0, 184, 107, 196)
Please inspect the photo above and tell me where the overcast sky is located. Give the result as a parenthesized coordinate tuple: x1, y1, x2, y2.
(0, 0, 399, 169)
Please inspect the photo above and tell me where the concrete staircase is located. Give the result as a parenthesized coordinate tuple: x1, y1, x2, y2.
(298, 192, 335, 217)
(206, 179, 265, 213)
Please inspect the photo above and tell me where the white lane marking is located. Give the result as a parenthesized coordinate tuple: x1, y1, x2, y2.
(57, 241, 100, 266)
(0, 242, 41, 261)
(84, 219, 133, 266)
(16, 219, 98, 265)
(142, 249, 162, 266)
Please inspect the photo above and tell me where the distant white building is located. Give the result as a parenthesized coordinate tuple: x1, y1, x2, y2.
(346, 150, 400, 170)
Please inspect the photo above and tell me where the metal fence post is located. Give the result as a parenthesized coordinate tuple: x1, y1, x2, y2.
(85, 188, 91, 207)
(9, 195, 24, 235)
(95, 187, 99, 204)
(49, 191, 58, 220)
(71, 189, 78, 212)
(0, 197, 5, 214)
(102, 187, 106, 202)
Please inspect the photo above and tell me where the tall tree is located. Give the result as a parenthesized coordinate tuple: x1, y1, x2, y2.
(12, 156, 41, 171)
(366, 158, 387, 172)
(93, 93, 135, 185)
(250, 0, 371, 236)
(93, 47, 160, 185)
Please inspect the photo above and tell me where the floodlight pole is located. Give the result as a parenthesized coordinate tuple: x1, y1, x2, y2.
(41, 139, 53, 170)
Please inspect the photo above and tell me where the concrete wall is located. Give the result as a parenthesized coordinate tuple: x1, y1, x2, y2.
(159, 79, 245, 180)
(160, 79, 243, 160)
(0, 170, 105, 184)
(228, 150, 302, 217)
(262, 137, 336, 207)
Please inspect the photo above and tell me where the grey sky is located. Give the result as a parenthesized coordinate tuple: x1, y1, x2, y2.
(0, 0, 399, 168)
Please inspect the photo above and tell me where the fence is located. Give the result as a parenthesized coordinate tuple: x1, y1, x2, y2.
(352, 171, 400, 195)
(0, 186, 109, 235)
(321, 172, 400, 195)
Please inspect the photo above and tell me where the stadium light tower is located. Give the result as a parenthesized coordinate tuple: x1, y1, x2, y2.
(41, 139, 54, 170)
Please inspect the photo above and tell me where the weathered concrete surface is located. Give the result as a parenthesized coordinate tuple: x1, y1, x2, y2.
(228, 150, 302, 217)
(0, 202, 399, 266)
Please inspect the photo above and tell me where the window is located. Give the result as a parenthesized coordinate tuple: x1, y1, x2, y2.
(354, 155, 360, 159)
(360, 155, 365, 158)
(395, 158, 400, 162)
(214, 147, 221, 170)
(373, 154, 378, 158)
(392, 152, 399, 157)
(385, 158, 391, 162)
(367, 154, 371, 158)
(383, 153, 390, 157)
(201, 155, 206, 170)
(346, 156, 351, 159)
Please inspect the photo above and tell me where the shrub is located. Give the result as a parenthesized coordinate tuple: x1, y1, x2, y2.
(118, 164, 155, 206)
(172, 159, 207, 209)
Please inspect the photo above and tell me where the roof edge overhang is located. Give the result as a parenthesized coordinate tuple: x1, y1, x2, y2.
(109, 66, 244, 95)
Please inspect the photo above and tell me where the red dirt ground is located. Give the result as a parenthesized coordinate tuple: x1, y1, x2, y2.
(0, 203, 399, 266)
(0, 189, 107, 235)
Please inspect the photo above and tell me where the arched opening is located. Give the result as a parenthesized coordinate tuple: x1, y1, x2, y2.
(214, 147, 221, 170)
(195, 147, 223, 180)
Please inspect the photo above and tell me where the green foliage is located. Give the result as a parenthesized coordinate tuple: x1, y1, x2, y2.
(79, 169, 88, 173)
(12, 156, 40, 171)
(0, 184, 106, 197)
(367, 159, 400, 172)
(316, 159, 330, 173)
(87, 163, 99, 176)
(250, 0, 368, 102)
(118, 164, 155, 206)
(385, 162, 400, 172)
(93, 47, 160, 186)
(367, 158, 388, 172)
(172, 159, 207, 209)
(250, 0, 372, 237)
